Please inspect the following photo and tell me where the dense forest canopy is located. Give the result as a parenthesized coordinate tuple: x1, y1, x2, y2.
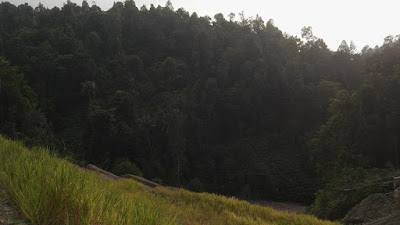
(1, 0, 400, 216)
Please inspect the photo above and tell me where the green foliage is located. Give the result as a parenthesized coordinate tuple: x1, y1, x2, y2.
(0, 0, 398, 208)
(309, 168, 391, 220)
(309, 38, 400, 175)
(0, 57, 53, 146)
(0, 135, 167, 225)
(186, 177, 204, 192)
(0, 135, 339, 225)
(111, 157, 143, 176)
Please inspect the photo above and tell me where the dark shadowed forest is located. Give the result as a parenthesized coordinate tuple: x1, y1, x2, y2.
(0, 0, 399, 220)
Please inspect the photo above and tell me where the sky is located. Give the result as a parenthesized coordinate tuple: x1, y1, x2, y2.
(5, 0, 400, 51)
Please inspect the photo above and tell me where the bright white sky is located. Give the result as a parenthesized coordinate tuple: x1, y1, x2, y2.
(5, 0, 400, 51)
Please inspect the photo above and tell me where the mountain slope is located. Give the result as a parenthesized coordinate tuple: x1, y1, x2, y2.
(0, 135, 338, 225)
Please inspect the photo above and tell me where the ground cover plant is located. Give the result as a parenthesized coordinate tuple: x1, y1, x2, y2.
(0, 135, 339, 225)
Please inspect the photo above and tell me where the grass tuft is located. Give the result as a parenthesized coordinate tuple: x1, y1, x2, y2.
(0, 135, 340, 224)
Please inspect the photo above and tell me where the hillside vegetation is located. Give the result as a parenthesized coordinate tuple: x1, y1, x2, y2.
(2, 0, 400, 221)
(0, 135, 338, 225)
(0, 1, 365, 204)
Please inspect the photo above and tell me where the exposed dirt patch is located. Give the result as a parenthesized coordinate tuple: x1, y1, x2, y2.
(85, 164, 311, 215)
(250, 201, 308, 214)
(122, 174, 161, 188)
(0, 189, 28, 225)
(85, 164, 121, 180)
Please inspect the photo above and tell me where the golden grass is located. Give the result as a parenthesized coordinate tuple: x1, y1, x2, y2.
(0, 135, 340, 225)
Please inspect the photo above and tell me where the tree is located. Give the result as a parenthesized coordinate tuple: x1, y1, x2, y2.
(2, 1, 396, 206)
(165, 0, 174, 11)
(301, 26, 316, 42)
(337, 40, 350, 53)
(0, 57, 52, 145)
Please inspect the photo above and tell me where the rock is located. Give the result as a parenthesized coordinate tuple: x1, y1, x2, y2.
(364, 212, 400, 225)
(86, 164, 120, 180)
(342, 193, 394, 224)
(342, 192, 398, 224)
(394, 188, 400, 203)
(393, 176, 400, 189)
(122, 174, 161, 188)
(0, 189, 29, 225)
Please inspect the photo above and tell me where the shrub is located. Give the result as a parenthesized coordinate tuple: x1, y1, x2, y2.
(111, 157, 143, 176)
(186, 178, 204, 192)
(310, 167, 391, 220)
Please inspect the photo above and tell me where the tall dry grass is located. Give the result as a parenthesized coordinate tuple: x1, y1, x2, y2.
(0, 135, 340, 225)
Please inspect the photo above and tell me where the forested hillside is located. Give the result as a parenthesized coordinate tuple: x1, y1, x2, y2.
(0, 0, 399, 217)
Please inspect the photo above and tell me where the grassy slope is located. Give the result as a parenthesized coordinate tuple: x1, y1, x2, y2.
(0, 136, 339, 225)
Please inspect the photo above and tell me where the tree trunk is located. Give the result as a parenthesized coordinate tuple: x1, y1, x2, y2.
(177, 156, 181, 185)
(147, 135, 153, 160)
(396, 136, 399, 168)
(0, 77, 2, 123)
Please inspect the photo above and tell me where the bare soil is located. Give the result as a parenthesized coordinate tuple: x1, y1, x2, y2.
(85, 164, 311, 215)
(0, 189, 28, 225)
(250, 200, 308, 214)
